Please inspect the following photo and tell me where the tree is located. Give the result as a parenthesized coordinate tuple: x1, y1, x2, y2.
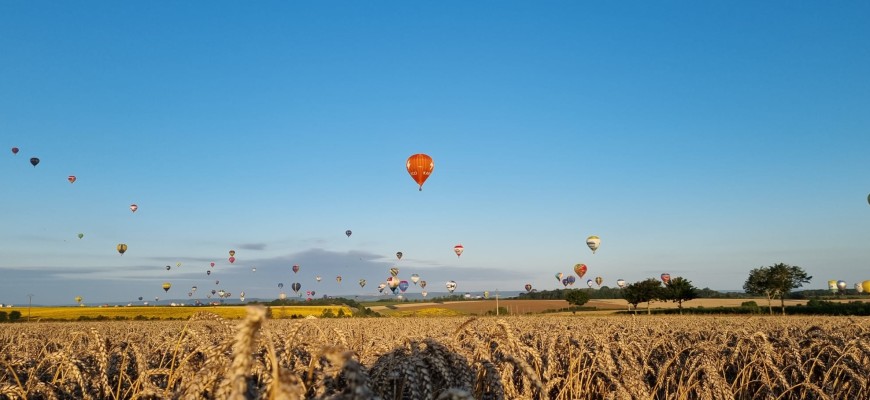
(743, 263, 812, 315)
(661, 277, 699, 314)
(622, 278, 663, 314)
(564, 289, 590, 307)
(8, 311, 21, 322)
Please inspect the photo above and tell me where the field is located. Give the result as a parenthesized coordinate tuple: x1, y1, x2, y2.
(1, 306, 868, 399)
(2, 305, 351, 321)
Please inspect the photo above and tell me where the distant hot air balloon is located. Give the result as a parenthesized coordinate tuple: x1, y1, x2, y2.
(555, 272, 563, 282)
(191, 286, 197, 292)
(210, 262, 215, 267)
(176, 262, 181, 268)
(345, 230, 352, 237)
(524, 284, 532, 292)
(454, 244, 464, 258)
(574, 264, 587, 279)
(211, 290, 216, 295)
(30, 157, 39, 167)
(586, 235, 600, 254)
(616, 279, 626, 288)
(410, 274, 420, 284)
(421, 290, 428, 298)
(396, 251, 403, 260)
(165, 265, 171, 271)
(117, 243, 127, 255)
(291, 282, 301, 293)
(377, 283, 387, 293)
(138, 296, 143, 301)
(660, 273, 671, 284)
(207, 270, 211, 275)
(446, 280, 457, 293)
(837, 280, 847, 291)
(399, 280, 409, 293)
(390, 267, 399, 277)
(228, 256, 235, 264)
(359, 279, 366, 288)
(130, 204, 138, 213)
(68, 175, 76, 184)
(278, 283, 284, 289)
(828, 280, 838, 294)
(215, 280, 219, 285)
(586, 279, 594, 288)
(420, 280, 427, 289)
(567, 276, 576, 286)
(77, 233, 84, 239)
(336, 275, 342, 283)
(315, 275, 322, 282)
(292, 264, 300, 273)
(229, 250, 235, 257)
(406, 153, 434, 191)
(162, 282, 171, 292)
(279, 293, 287, 300)
(387, 276, 399, 290)
(251, 267, 256, 272)
(11, 147, 18, 155)
(595, 276, 603, 287)
(562, 278, 570, 287)
(188, 292, 193, 297)
(75, 296, 82, 304)
(855, 283, 864, 293)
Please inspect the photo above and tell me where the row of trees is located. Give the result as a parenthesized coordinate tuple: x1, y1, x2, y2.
(620, 277, 699, 314)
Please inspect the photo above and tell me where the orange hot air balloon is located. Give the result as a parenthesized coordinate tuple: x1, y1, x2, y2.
(68, 175, 76, 184)
(573, 264, 587, 279)
(406, 153, 434, 191)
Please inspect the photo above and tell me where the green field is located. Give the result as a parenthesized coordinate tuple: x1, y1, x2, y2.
(4, 305, 352, 320)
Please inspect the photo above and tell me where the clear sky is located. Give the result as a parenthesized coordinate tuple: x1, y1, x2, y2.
(1, 2, 868, 305)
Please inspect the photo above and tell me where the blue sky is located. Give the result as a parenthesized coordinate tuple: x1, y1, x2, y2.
(1, 2, 869, 305)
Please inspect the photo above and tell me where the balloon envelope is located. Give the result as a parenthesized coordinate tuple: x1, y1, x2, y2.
(860, 281, 870, 293)
(420, 280, 427, 289)
(162, 282, 171, 292)
(399, 280, 409, 293)
(11, 147, 18, 154)
(524, 284, 532, 292)
(573, 264, 587, 279)
(446, 280, 457, 293)
(117, 243, 127, 255)
(292, 264, 300, 273)
(595, 276, 603, 286)
(130, 204, 138, 213)
(390, 267, 399, 277)
(77, 233, 84, 239)
(359, 279, 366, 288)
(292, 282, 302, 293)
(30, 157, 39, 167)
(454, 244, 464, 257)
(228, 256, 235, 264)
(68, 175, 76, 184)
(586, 235, 600, 253)
(396, 252, 403, 260)
(661, 273, 671, 284)
(345, 230, 352, 237)
(229, 250, 236, 257)
(616, 279, 626, 288)
(406, 153, 434, 190)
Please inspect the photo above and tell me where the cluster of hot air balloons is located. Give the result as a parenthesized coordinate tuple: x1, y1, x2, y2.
(828, 280, 870, 294)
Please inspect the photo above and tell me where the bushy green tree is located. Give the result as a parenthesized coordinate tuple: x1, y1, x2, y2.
(622, 278, 663, 314)
(744, 263, 812, 315)
(661, 277, 699, 314)
(564, 289, 590, 307)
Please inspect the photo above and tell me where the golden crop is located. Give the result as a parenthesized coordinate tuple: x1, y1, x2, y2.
(0, 308, 867, 399)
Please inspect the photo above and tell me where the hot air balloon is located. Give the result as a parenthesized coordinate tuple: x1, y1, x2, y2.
(11, 147, 18, 155)
(390, 267, 399, 277)
(154, 297, 160, 302)
(406, 153, 434, 191)
(278, 283, 284, 289)
(396, 252, 403, 260)
(567, 276, 576, 286)
(574, 264, 587, 279)
(377, 283, 387, 293)
(827, 280, 838, 294)
(359, 279, 366, 288)
(315, 275, 322, 283)
(279, 293, 287, 300)
(68, 175, 76, 184)
(291, 282, 301, 293)
(562, 278, 570, 287)
(188, 292, 193, 297)
(595, 276, 603, 287)
(399, 280, 409, 293)
(191, 286, 197, 292)
(210, 262, 215, 267)
(77, 233, 84, 239)
(117, 243, 127, 255)
(130, 204, 138, 213)
(240, 291, 246, 302)
(207, 270, 211, 275)
(336, 275, 342, 283)
(660, 273, 671, 284)
(138, 296, 143, 301)
(75, 296, 82, 305)
(586, 279, 594, 288)
(228, 256, 235, 264)
(586, 235, 600, 254)
(30, 157, 39, 167)
(165, 265, 171, 271)
(837, 280, 847, 291)
(616, 279, 626, 288)
(162, 282, 172, 292)
(251, 267, 256, 272)
(867, 193, 870, 206)
(855, 283, 864, 293)
(555, 272, 563, 282)
(446, 281, 457, 293)
(345, 230, 352, 237)
(176, 262, 181, 268)
(410, 274, 420, 284)
(229, 250, 236, 257)
(211, 290, 217, 295)
(524, 284, 532, 292)
(454, 244, 464, 257)
(421, 290, 428, 298)
(420, 280, 427, 289)
(292, 264, 300, 273)
(215, 280, 219, 285)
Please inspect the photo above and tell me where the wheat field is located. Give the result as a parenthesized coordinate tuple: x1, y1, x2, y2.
(1, 307, 867, 399)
